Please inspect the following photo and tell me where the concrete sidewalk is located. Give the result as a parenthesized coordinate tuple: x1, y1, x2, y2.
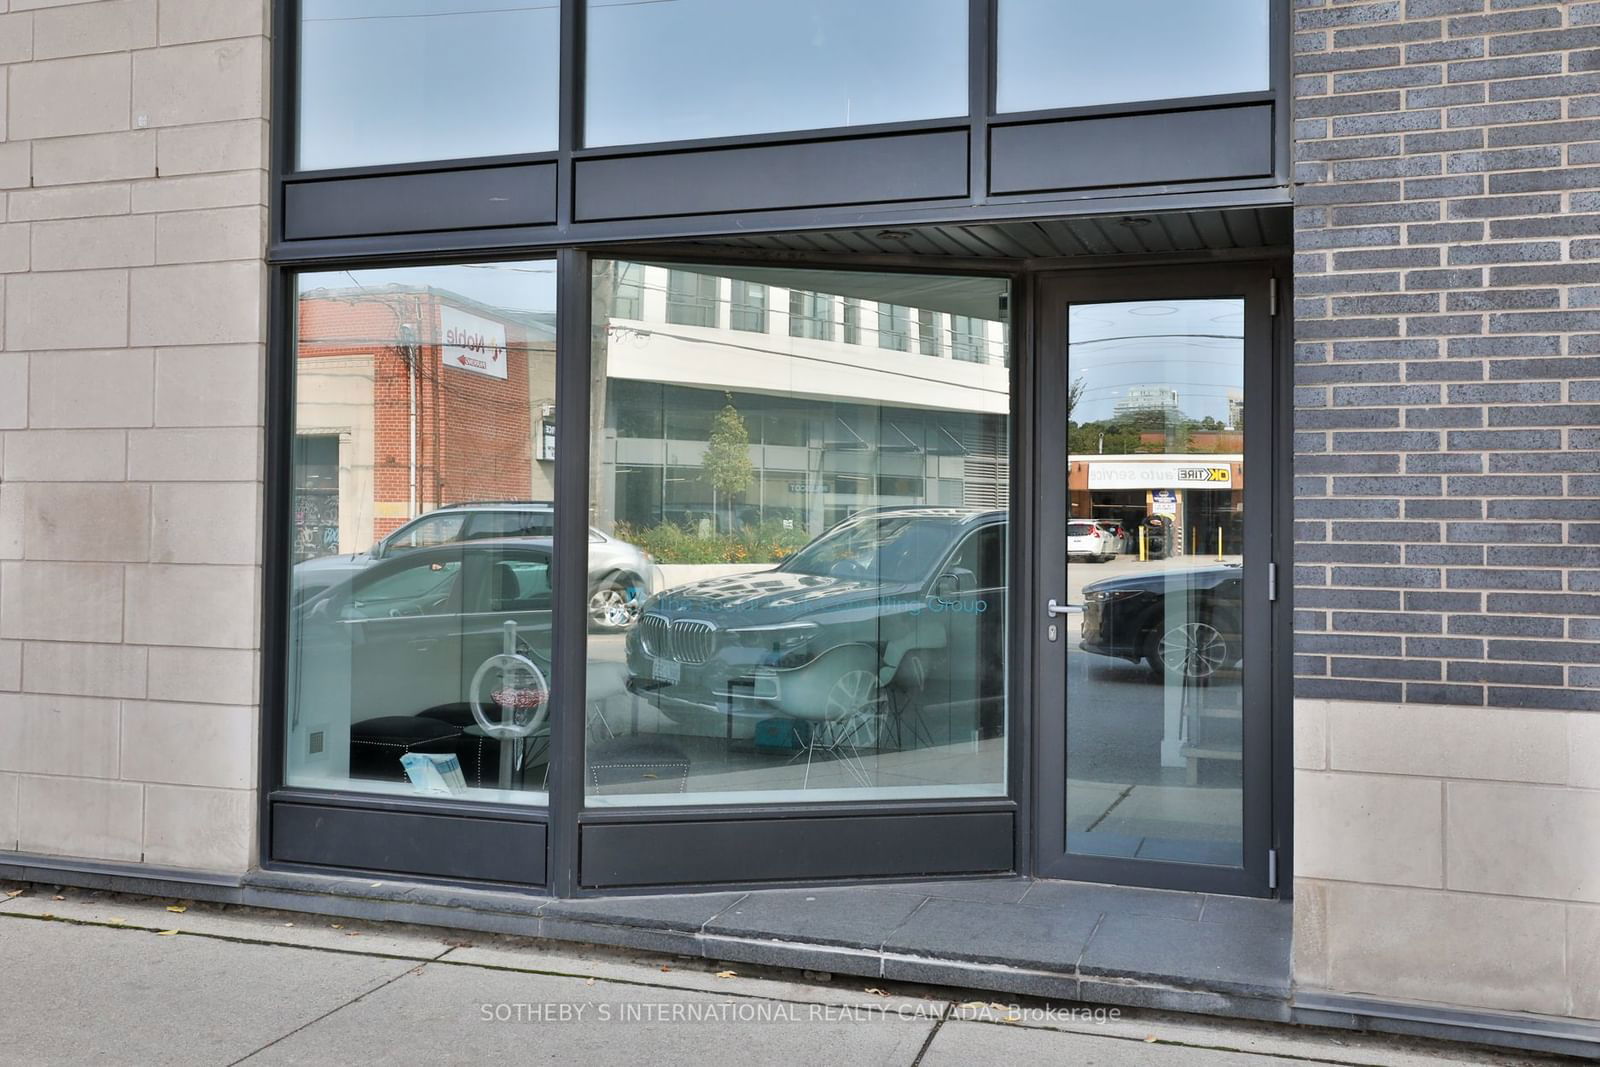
(0, 883, 1560, 1066)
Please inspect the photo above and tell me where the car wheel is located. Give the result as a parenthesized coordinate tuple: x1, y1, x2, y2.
(823, 669, 884, 746)
(1147, 619, 1233, 683)
(588, 575, 642, 633)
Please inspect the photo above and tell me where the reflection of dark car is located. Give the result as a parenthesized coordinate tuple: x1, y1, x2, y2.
(291, 501, 658, 632)
(288, 540, 556, 789)
(1079, 565, 1243, 682)
(624, 507, 1006, 736)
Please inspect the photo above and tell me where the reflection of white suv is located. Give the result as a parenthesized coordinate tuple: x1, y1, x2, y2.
(1067, 520, 1115, 563)
(292, 501, 659, 632)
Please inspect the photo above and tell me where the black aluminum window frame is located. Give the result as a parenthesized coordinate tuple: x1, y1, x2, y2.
(261, 247, 1036, 896)
(1033, 264, 1280, 898)
(269, 0, 1292, 259)
(263, 253, 565, 889)
(262, 243, 1292, 898)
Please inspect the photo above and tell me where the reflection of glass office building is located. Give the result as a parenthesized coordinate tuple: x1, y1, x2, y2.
(1111, 386, 1180, 419)
(11, 1, 1600, 1054)
(606, 379, 1004, 530)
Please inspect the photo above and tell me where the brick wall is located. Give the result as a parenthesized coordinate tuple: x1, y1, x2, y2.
(298, 292, 544, 545)
(428, 295, 540, 517)
(0, 0, 268, 872)
(1292, 0, 1599, 1022)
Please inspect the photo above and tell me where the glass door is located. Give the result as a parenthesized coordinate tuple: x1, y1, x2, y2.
(1033, 267, 1276, 896)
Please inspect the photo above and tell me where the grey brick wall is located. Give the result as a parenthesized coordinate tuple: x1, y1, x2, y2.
(1294, 0, 1600, 711)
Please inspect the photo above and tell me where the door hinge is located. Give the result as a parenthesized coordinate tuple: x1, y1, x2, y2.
(1268, 561, 1278, 602)
(1268, 278, 1278, 317)
(1268, 848, 1279, 890)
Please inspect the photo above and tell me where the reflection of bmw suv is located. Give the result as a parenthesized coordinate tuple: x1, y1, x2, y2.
(292, 501, 659, 632)
(624, 507, 1006, 736)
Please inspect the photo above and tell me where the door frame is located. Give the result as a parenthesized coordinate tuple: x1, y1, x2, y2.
(1030, 264, 1279, 897)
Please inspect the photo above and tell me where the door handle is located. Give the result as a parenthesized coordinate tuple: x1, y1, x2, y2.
(1046, 598, 1068, 618)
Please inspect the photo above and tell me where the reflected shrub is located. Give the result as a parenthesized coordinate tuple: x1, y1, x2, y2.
(616, 520, 811, 565)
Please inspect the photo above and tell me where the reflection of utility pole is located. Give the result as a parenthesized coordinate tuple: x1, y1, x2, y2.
(313, 282, 441, 538)
(1097, 432, 1104, 455)
(426, 294, 445, 511)
(398, 322, 419, 520)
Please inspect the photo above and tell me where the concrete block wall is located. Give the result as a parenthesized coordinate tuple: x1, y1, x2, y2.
(0, 0, 269, 872)
(1293, 0, 1600, 1021)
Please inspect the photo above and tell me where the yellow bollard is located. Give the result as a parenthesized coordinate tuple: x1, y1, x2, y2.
(1139, 525, 1147, 562)
(1217, 526, 1224, 562)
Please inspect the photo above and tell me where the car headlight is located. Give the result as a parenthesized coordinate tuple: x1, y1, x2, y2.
(1084, 589, 1143, 603)
(726, 621, 819, 668)
(726, 621, 817, 650)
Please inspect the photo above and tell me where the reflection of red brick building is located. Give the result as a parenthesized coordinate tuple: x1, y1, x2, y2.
(1181, 431, 1243, 453)
(295, 286, 555, 553)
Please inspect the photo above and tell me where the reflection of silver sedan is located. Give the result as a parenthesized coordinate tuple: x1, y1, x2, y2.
(292, 501, 658, 632)
(586, 527, 660, 631)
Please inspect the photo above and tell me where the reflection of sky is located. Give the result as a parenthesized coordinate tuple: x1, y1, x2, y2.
(1068, 301, 1243, 425)
(997, 0, 1269, 113)
(299, 0, 560, 170)
(586, 0, 968, 146)
(299, 262, 559, 317)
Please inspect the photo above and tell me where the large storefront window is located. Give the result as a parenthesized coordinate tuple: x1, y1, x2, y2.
(996, 0, 1270, 114)
(583, 0, 968, 147)
(298, 1, 560, 170)
(285, 261, 558, 805)
(585, 261, 1011, 806)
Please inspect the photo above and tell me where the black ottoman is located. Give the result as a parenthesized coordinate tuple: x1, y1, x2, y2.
(349, 715, 464, 784)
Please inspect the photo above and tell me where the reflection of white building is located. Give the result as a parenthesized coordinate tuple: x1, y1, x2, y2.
(295, 356, 377, 557)
(1112, 385, 1180, 418)
(596, 264, 1011, 533)
(606, 264, 1009, 409)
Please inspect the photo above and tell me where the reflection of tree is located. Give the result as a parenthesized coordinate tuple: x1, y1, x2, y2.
(1067, 376, 1085, 422)
(702, 396, 753, 533)
(1068, 408, 1240, 456)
